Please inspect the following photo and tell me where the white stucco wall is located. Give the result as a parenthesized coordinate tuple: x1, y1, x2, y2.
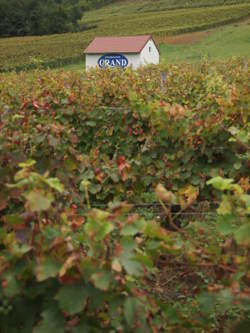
(140, 39, 160, 66)
(86, 53, 141, 70)
(85, 39, 160, 70)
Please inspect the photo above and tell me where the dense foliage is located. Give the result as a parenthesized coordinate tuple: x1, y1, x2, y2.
(0, 2, 250, 72)
(0, 0, 84, 37)
(0, 60, 249, 331)
(0, 0, 120, 37)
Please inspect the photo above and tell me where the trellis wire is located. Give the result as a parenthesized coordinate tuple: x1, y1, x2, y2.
(89, 201, 219, 208)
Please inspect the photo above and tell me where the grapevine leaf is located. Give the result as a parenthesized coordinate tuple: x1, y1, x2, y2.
(56, 284, 87, 315)
(91, 271, 112, 291)
(33, 307, 65, 333)
(24, 190, 54, 212)
(37, 257, 61, 282)
(234, 224, 250, 246)
(2, 272, 20, 297)
(124, 297, 139, 325)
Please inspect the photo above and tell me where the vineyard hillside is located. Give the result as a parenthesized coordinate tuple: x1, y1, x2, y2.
(0, 0, 250, 71)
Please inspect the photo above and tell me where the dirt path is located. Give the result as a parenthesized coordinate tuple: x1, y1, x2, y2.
(155, 30, 212, 45)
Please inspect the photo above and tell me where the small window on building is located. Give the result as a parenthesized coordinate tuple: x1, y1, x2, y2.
(149, 46, 152, 52)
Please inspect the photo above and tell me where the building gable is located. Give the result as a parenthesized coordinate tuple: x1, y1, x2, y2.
(85, 35, 160, 70)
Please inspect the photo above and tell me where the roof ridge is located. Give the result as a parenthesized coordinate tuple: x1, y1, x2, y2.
(84, 35, 154, 54)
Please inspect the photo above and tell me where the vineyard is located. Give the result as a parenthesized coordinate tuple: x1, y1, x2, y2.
(0, 59, 249, 332)
(0, 2, 250, 72)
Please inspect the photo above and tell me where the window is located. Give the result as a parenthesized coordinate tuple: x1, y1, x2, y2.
(149, 46, 152, 52)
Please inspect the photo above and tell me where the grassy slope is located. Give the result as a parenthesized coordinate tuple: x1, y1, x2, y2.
(63, 20, 250, 70)
(160, 21, 250, 63)
(0, 0, 250, 71)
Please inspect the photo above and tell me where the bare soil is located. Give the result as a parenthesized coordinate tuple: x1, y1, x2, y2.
(155, 30, 212, 45)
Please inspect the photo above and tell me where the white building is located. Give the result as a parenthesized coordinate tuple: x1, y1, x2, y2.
(84, 35, 160, 70)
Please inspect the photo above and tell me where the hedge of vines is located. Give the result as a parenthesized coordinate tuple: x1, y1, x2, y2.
(0, 59, 249, 332)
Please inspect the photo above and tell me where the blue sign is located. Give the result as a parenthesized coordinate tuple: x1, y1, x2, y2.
(98, 54, 128, 68)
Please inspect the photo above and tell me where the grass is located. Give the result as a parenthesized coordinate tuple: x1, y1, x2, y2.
(160, 21, 250, 63)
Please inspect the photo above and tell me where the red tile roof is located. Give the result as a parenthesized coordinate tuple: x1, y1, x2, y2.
(84, 35, 153, 54)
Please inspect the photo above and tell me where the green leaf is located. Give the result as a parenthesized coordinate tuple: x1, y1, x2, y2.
(218, 289, 234, 311)
(88, 209, 110, 221)
(45, 178, 64, 193)
(121, 224, 140, 236)
(86, 121, 96, 127)
(234, 224, 250, 245)
(121, 256, 143, 277)
(197, 292, 216, 314)
(88, 183, 102, 194)
(33, 307, 65, 333)
(19, 160, 36, 168)
(217, 196, 232, 215)
(11, 243, 32, 257)
(162, 305, 179, 324)
(207, 176, 234, 191)
(72, 322, 91, 333)
(216, 215, 236, 235)
(144, 221, 167, 241)
(84, 285, 106, 310)
(124, 297, 139, 325)
(24, 190, 54, 212)
(2, 272, 20, 298)
(85, 218, 114, 241)
(241, 194, 250, 212)
(37, 257, 61, 282)
(91, 271, 112, 291)
(56, 284, 87, 315)
(135, 254, 153, 268)
(233, 162, 242, 170)
(121, 237, 137, 253)
(121, 220, 145, 236)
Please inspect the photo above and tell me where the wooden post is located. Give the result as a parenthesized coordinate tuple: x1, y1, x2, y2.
(160, 71, 167, 93)
(244, 59, 248, 71)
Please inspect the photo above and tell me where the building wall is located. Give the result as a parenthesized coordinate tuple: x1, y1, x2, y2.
(86, 53, 141, 70)
(85, 39, 160, 70)
(140, 39, 160, 66)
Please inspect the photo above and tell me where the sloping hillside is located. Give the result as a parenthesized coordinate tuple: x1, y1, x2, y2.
(160, 21, 250, 63)
(0, 0, 250, 71)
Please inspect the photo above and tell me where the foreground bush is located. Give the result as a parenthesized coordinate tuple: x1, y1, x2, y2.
(0, 161, 249, 332)
(0, 60, 249, 207)
(0, 60, 249, 331)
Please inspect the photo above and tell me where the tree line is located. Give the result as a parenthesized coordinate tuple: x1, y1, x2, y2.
(0, 0, 116, 37)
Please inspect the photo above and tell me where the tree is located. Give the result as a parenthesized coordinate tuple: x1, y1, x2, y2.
(0, 0, 83, 37)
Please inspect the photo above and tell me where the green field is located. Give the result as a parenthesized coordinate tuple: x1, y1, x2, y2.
(161, 21, 250, 63)
(0, 1, 250, 72)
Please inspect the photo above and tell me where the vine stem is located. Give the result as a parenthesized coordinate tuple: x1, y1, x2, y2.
(158, 199, 184, 234)
(84, 184, 90, 210)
